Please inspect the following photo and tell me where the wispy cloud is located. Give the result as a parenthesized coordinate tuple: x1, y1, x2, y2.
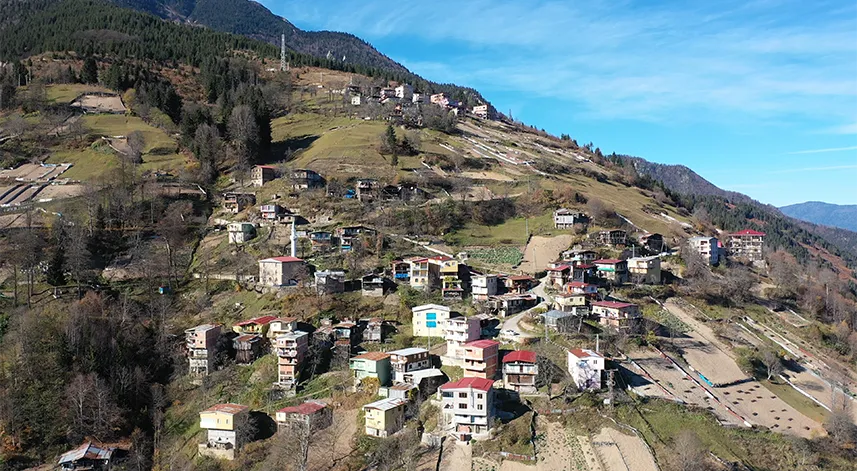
(769, 164, 857, 174)
(787, 146, 857, 155)
(274, 0, 857, 127)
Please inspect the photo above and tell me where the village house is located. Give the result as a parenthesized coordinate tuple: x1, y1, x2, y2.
(591, 301, 641, 329)
(430, 93, 450, 106)
(688, 236, 721, 264)
(727, 229, 766, 261)
(412, 304, 452, 337)
(275, 400, 332, 432)
(597, 229, 628, 246)
(258, 256, 307, 287)
(251, 165, 276, 187)
(361, 273, 387, 297)
(309, 231, 334, 251)
(274, 330, 309, 389)
(445, 316, 481, 358)
(233, 334, 265, 364)
(267, 317, 297, 340)
(502, 350, 538, 393)
(542, 309, 579, 332)
(440, 258, 469, 299)
(504, 275, 537, 294)
(562, 249, 598, 264)
(186, 324, 221, 376)
(593, 259, 629, 284)
(363, 397, 408, 437)
(639, 233, 666, 254)
(546, 264, 571, 288)
(395, 84, 414, 100)
(552, 294, 590, 317)
(260, 204, 292, 223)
(333, 321, 361, 345)
(553, 209, 589, 229)
(356, 178, 379, 201)
(408, 257, 442, 290)
(471, 274, 499, 302)
(392, 259, 411, 283)
(439, 377, 495, 441)
(314, 270, 345, 295)
(337, 225, 376, 252)
(567, 349, 604, 391)
(362, 318, 389, 343)
(462, 339, 500, 379)
(233, 315, 277, 336)
(487, 293, 538, 317)
(572, 263, 597, 282)
(389, 347, 432, 382)
(58, 442, 115, 471)
(199, 403, 250, 460)
(222, 192, 255, 213)
(350, 351, 392, 387)
(472, 104, 489, 119)
(564, 281, 598, 297)
(227, 222, 256, 244)
(412, 92, 425, 104)
(627, 256, 662, 284)
(379, 382, 418, 401)
(381, 183, 427, 201)
(289, 169, 324, 190)
(380, 87, 397, 99)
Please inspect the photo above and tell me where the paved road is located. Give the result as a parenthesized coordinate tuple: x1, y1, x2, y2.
(501, 276, 552, 339)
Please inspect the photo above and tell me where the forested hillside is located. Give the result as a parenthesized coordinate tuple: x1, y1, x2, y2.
(781, 201, 857, 232)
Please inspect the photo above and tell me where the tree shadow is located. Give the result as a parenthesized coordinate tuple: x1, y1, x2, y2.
(250, 411, 278, 441)
(265, 134, 320, 164)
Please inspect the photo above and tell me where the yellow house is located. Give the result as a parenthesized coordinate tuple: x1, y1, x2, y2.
(363, 397, 407, 437)
(411, 304, 452, 337)
(199, 403, 250, 460)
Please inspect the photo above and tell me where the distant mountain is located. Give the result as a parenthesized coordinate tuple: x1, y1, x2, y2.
(624, 156, 753, 203)
(780, 202, 857, 232)
(111, 0, 409, 74)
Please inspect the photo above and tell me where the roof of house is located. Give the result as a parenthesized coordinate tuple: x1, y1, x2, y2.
(575, 263, 596, 269)
(503, 350, 537, 363)
(440, 377, 494, 392)
(186, 323, 220, 333)
(591, 301, 636, 309)
(412, 303, 451, 312)
(203, 403, 249, 415)
(569, 348, 603, 359)
(236, 315, 278, 327)
(256, 165, 276, 170)
(464, 339, 500, 349)
(58, 442, 114, 464)
(507, 275, 535, 282)
(364, 397, 408, 411)
(276, 330, 308, 341)
(567, 281, 593, 288)
(593, 259, 624, 265)
(542, 309, 574, 319)
(278, 400, 327, 415)
(389, 347, 429, 357)
(271, 317, 298, 324)
(403, 367, 444, 382)
(234, 334, 262, 343)
(546, 265, 570, 272)
(261, 256, 304, 263)
(352, 351, 391, 361)
(730, 229, 766, 237)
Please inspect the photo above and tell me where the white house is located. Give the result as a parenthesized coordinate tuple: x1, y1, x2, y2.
(258, 256, 306, 287)
(567, 348, 604, 391)
(395, 84, 414, 100)
(553, 209, 589, 229)
(351, 95, 362, 106)
(688, 236, 721, 264)
(471, 274, 499, 302)
(227, 222, 256, 244)
(444, 316, 481, 358)
(411, 304, 452, 337)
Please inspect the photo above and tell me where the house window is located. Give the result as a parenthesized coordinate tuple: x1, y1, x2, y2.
(477, 405, 483, 410)
(458, 403, 467, 409)
(458, 393, 467, 398)
(477, 393, 483, 399)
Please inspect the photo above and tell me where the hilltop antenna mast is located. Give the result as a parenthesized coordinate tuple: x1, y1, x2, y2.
(280, 33, 289, 72)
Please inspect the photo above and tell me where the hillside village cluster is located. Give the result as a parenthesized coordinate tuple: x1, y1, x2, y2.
(178, 170, 766, 461)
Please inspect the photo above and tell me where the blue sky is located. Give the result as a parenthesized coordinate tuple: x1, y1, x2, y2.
(260, 0, 857, 206)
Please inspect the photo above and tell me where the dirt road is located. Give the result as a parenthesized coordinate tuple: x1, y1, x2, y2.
(591, 428, 658, 471)
(520, 234, 574, 274)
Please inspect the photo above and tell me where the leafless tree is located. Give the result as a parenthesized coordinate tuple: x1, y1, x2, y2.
(156, 201, 193, 289)
(670, 430, 707, 471)
(126, 130, 145, 164)
(761, 348, 783, 381)
(825, 388, 856, 446)
(65, 372, 123, 443)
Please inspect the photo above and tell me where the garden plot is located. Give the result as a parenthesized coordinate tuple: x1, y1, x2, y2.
(591, 428, 658, 471)
(71, 93, 126, 114)
(35, 184, 84, 201)
(0, 163, 71, 182)
(717, 381, 823, 438)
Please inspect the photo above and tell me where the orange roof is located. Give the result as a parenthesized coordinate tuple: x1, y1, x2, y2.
(236, 315, 277, 327)
(440, 377, 494, 392)
(569, 348, 602, 359)
(502, 350, 536, 363)
(203, 403, 249, 415)
(352, 351, 391, 361)
(278, 401, 327, 415)
(465, 339, 500, 349)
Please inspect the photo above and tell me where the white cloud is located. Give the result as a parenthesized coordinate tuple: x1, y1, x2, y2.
(769, 164, 857, 174)
(787, 146, 857, 155)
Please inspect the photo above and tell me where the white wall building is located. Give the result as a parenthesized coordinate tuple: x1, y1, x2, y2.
(567, 348, 604, 391)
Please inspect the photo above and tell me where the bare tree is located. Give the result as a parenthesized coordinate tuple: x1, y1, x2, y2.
(65, 372, 123, 443)
(825, 388, 856, 446)
(156, 201, 193, 289)
(761, 348, 783, 381)
(671, 430, 707, 471)
(126, 130, 145, 164)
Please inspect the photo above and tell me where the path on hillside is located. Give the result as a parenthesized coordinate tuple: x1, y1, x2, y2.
(502, 276, 552, 339)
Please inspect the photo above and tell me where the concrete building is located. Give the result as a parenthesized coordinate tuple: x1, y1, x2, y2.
(361, 273, 387, 297)
(227, 222, 256, 244)
(688, 236, 721, 264)
(591, 301, 641, 328)
(502, 350, 538, 393)
(439, 377, 495, 441)
(627, 256, 661, 284)
(462, 339, 500, 379)
(471, 274, 499, 302)
(275, 400, 331, 432)
(314, 270, 345, 295)
(233, 315, 277, 336)
(395, 84, 414, 100)
(350, 351, 392, 387)
(408, 257, 443, 290)
(412, 304, 452, 337)
(198, 403, 250, 460)
(233, 334, 265, 364)
(258, 256, 306, 287)
(222, 192, 255, 214)
(186, 324, 221, 376)
(351, 95, 361, 106)
(553, 209, 589, 229)
(727, 229, 766, 261)
(274, 331, 308, 389)
(546, 264, 571, 288)
(289, 169, 324, 190)
(445, 316, 481, 358)
(593, 259, 629, 284)
(363, 397, 407, 437)
(567, 349, 604, 391)
(251, 165, 276, 187)
(389, 347, 431, 382)
(597, 229, 627, 246)
(267, 317, 297, 340)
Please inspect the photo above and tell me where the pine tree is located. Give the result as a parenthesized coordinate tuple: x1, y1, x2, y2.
(81, 57, 98, 84)
(46, 248, 66, 286)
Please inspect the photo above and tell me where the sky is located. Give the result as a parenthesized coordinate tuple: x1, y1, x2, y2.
(260, 0, 857, 207)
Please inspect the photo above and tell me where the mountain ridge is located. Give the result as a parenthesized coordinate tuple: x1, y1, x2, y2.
(780, 201, 857, 232)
